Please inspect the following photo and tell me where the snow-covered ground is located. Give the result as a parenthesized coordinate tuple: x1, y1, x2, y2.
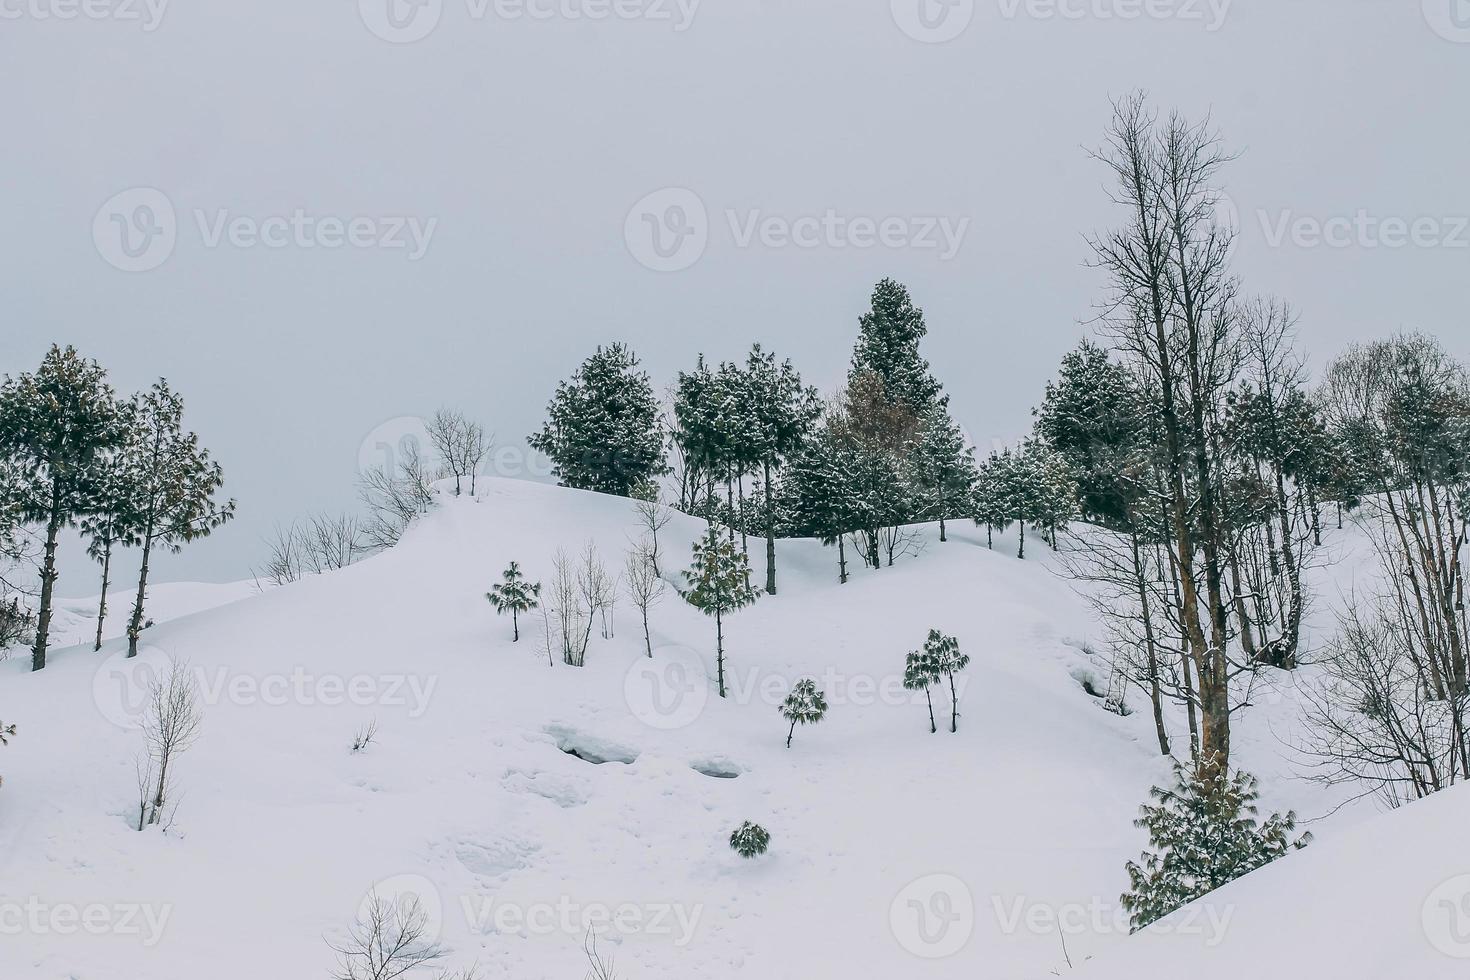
(0, 479, 1458, 978)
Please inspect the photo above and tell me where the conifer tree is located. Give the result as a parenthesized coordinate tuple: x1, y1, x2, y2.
(783, 427, 861, 584)
(486, 561, 541, 642)
(741, 345, 821, 594)
(972, 450, 1014, 550)
(903, 647, 940, 734)
(909, 406, 978, 543)
(921, 630, 969, 733)
(0, 345, 122, 671)
(850, 278, 942, 413)
(1122, 761, 1310, 931)
(680, 525, 758, 698)
(120, 380, 235, 658)
(729, 821, 770, 858)
(81, 439, 133, 652)
(529, 343, 669, 497)
(778, 678, 828, 748)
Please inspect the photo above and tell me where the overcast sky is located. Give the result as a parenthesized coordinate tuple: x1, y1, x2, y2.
(3, 0, 1468, 586)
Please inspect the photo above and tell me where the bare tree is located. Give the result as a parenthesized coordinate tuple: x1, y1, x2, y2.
(583, 930, 619, 980)
(624, 542, 664, 657)
(579, 541, 617, 643)
(329, 894, 447, 980)
(632, 493, 673, 577)
(543, 544, 615, 666)
(426, 409, 493, 497)
(359, 442, 436, 551)
(137, 660, 203, 830)
(351, 718, 379, 754)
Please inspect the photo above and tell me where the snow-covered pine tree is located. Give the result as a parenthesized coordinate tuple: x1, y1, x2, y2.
(0, 345, 123, 671)
(778, 678, 828, 748)
(486, 561, 541, 642)
(783, 424, 861, 584)
(119, 380, 235, 659)
(741, 344, 821, 595)
(909, 405, 978, 543)
(1121, 760, 1310, 931)
(922, 630, 969, 733)
(850, 278, 943, 414)
(902, 646, 940, 734)
(972, 450, 1014, 550)
(81, 412, 137, 652)
(529, 343, 669, 497)
(680, 525, 758, 698)
(729, 821, 770, 858)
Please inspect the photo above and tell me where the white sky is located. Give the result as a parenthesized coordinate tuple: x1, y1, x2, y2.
(3, 0, 1468, 583)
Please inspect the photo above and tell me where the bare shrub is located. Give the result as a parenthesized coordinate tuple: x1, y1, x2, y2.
(136, 660, 203, 830)
(329, 893, 446, 980)
(427, 409, 492, 497)
(351, 718, 379, 754)
(544, 543, 616, 667)
(624, 543, 664, 658)
(359, 442, 436, 551)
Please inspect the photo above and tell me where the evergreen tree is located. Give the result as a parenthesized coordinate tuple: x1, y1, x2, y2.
(921, 630, 969, 733)
(908, 405, 978, 543)
(729, 821, 770, 858)
(486, 561, 541, 642)
(783, 426, 862, 584)
(902, 646, 939, 734)
(529, 343, 669, 497)
(0, 345, 122, 671)
(778, 678, 828, 748)
(740, 345, 821, 594)
(850, 278, 942, 413)
(80, 432, 134, 652)
(1122, 761, 1310, 931)
(120, 380, 235, 658)
(972, 450, 1014, 550)
(992, 440, 1078, 559)
(680, 525, 758, 698)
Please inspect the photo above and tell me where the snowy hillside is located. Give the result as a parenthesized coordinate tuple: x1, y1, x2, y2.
(0, 479, 1450, 978)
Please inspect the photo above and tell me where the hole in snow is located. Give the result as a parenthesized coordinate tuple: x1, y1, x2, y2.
(691, 759, 742, 779)
(546, 726, 639, 766)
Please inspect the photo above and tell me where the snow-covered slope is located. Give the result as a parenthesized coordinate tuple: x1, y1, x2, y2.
(0, 479, 1448, 978)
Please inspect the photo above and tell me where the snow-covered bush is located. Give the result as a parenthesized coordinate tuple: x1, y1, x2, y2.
(729, 821, 770, 859)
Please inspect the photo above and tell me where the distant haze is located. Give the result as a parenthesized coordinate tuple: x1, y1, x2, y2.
(4, 0, 1467, 584)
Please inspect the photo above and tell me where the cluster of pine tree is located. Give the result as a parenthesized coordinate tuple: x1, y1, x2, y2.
(0, 346, 234, 671)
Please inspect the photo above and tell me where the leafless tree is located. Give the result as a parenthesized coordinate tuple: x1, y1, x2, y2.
(329, 893, 447, 980)
(137, 659, 203, 830)
(351, 718, 379, 754)
(632, 493, 673, 577)
(427, 409, 493, 497)
(579, 541, 617, 644)
(543, 544, 616, 666)
(624, 542, 664, 658)
(359, 442, 436, 551)
(583, 930, 619, 980)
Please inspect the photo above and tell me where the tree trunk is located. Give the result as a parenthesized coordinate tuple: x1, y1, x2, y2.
(1018, 522, 1026, 560)
(641, 606, 652, 657)
(1131, 532, 1170, 757)
(511, 608, 519, 642)
(715, 606, 726, 698)
(836, 536, 848, 585)
(947, 671, 959, 733)
(763, 461, 777, 595)
(925, 688, 936, 734)
(94, 536, 114, 652)
(786, 718, 796, 749)
(127, 530, 156, 659)
(31, 499, 64, 672)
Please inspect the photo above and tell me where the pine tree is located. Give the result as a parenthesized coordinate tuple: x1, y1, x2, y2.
(0, 346, 122, 671)
(972, 450, 1014, 549)
(921, 630, 969, 733)
(80, 437, 133, 652)
(908, 405, 978, 543)
(903, 647, 939, 734)
(680, 526, 758, 698)
(120, 380, 235, 659)
(529, 343, 669, 497)
(850, 278, 943, 413)
(778, 678, 828, 748)
(486, 561, 541, 642)
(783, 427, 862, 584)
(741, 345, 821, 595)
(1122, 761, 1310, 931)
(729, 821, 770, 858)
